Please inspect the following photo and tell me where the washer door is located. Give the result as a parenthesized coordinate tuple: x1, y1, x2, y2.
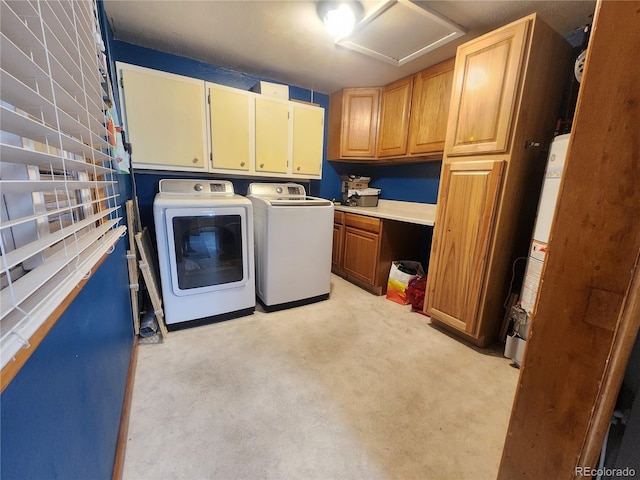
(165, 206, 250, 296)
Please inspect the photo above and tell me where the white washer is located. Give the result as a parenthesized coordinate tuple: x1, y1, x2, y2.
(153, 179, 255, 329)
(247, 183, 334, 310)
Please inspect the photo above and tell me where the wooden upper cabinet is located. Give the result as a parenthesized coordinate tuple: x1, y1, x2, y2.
(376, 76, 413, 158)
(426, 160, 505, 335)
(446, 19, 530, 156)
(408, 58, 455, 155)
(328, 87, 380, 159)
(327, 59, 454, 162)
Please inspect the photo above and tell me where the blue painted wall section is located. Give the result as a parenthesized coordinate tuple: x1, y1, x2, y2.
(328, 161, 442, 204)
(0, 239, 134, 480)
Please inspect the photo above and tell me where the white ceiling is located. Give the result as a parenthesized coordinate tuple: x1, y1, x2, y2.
(103, 0, 595, 95)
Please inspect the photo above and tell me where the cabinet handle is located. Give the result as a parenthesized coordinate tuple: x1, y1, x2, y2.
(240, 162, 245, 167)
(260, 163, 264, 168)
(297, 166, 301, 171)
(192, 157, 199, 164)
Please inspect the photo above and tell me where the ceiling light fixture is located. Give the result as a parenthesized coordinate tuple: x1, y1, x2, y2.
(317, 1, 364, 39)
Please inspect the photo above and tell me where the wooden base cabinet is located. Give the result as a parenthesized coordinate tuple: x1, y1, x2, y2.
(425, 14, 572, 347)
(332, 212, 421, 295)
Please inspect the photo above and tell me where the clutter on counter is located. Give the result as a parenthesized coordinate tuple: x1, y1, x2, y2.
(346, 187, 381, 207)
(341, 175, 380, 206)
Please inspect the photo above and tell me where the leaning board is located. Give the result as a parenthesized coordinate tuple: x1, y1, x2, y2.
(135, 228, 168, 339)
(125, 200, 140, 334)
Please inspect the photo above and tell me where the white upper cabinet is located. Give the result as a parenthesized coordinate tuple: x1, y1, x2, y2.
(117, 63, 207, 171)
(292, 103, 324, 176)
(118, 63, 324, 179)
(208, 83, 252, 172)
(255, 96, 290, 174)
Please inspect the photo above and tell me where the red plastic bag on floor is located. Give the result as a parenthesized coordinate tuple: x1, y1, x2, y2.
(405, 275, 427, 310)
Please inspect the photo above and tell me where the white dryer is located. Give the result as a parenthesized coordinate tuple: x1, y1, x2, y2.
(247, 183, 333, 311)
(153, 179, 255, 329)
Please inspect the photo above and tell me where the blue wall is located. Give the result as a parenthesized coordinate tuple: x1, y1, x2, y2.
(109, 39, 441, 233)
(327, 161, 442, 204)
(1, 239, 134, 479)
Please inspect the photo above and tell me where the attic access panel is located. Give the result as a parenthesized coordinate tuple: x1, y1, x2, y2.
(337, 0, 466, 66)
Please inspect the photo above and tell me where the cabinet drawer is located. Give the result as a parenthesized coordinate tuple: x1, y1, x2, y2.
(345, 213, 381, 233)
(334, 211, 345, 225)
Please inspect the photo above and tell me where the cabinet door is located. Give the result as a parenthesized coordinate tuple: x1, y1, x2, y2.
(426, 160, 504, 335)
(292, 103, 324, 176)
(334, 88, 380, 158)
(376, 76, 413, 158)
(343, 227, 380, 285)
(408, 59, 454, 154)
(121, 68, 206, 170)
(332, 222, 344, 271)
(208, 84, 252, 171)
(255, 96, 290, 174)
(446, 19, 529, 156)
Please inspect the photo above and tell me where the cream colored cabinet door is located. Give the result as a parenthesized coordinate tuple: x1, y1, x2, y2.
(255, 97, 290, 174)
(208, 84, 252, 171)
(426, 160, 504, 335)
(119, 65, 207, 170)
(292, 103, 324, 177)
(446, 19, 529, 156)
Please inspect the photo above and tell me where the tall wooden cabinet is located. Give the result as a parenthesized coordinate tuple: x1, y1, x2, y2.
(425, 14, 572, 347)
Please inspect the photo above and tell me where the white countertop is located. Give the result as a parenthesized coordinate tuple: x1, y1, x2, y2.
(333, 199, 437, 226)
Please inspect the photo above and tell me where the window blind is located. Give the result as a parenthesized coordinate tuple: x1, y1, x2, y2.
(0, 0, 125, 370)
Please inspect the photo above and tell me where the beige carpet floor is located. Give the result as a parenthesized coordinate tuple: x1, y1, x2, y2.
(123, 274, 518, 480)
